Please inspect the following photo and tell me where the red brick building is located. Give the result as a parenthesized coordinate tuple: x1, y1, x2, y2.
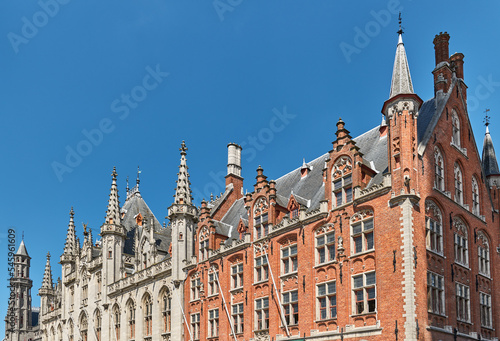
(180, 31, 500, 341)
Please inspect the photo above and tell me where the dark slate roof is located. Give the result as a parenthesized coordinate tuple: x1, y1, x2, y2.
(121, 192, 162, 232)
(120, 191, 172, 256)
(215, 123, 390, 242)
(214, 221, 233, 238)
(416, 98, 437, 144)
(16, 240, 29, 257)
(482, 128, 500, 176)
(218, 198, 248, 242)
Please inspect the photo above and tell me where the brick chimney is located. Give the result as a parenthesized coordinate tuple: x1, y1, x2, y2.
(432, 32, 452, 95)
(225, 142, 243, 197)
(450, 52, 465, 79)
(433, 32, 450, 66)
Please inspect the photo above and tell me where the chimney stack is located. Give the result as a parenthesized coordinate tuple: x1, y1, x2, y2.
(433, 32, 450, 66)
(227, 143, 242, 177)
(450, 52, 465, 80)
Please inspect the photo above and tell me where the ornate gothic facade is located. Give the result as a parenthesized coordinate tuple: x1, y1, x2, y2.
(5, 32, 500, 341)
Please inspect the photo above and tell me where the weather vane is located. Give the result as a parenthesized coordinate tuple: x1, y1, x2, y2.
(397, 12, 404, 35)
(484, 109, 491, 126)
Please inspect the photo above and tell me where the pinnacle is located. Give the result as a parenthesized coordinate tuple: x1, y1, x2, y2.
(389, 32, 414, 98)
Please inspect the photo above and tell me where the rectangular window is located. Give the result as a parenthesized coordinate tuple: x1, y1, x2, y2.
(426, 217, 443, 254)
(316, 231, 335, 264)
(351, 219, 374, 255)
(209, 272, 219, 296)
(255, 297, 269, 331)
(232, 303, 244, 334)
(191, 278, 201, 300)
(208, 309, 219, 337)
(231, 263, 244, 289)
(456, 283, 470, 322)
(317, 281, 336, 320)
(200, 239, 209, 261)
(352, 272, 376, 315)
(333, 174, 353, 207)
(427, 272, 445, 315)
(454, 233, 468, 266)
(282, 244, 298, 275)
(191, 313, 200, 340)
(282, 290, 299, 326)
(480, 292, 492, 328)
(255, 256, 269, 282)
(254, 213, 269, 240)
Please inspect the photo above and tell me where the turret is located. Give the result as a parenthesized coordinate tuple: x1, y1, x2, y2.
(6, 240, 33, 338)
(167, 141, 198, 280)
(167, 141, 198, 341)
(101, 167, 126, 287)
(38, 252, 55, 315)
(382, 28, 422, 196)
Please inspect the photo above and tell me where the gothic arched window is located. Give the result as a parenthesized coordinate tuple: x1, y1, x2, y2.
(434, 147, 445, 191)
(143, 294, 153, 337)
(452, 110, 461, 147)
(472, 176, 480, 215)
(454, 163, 464, 205)
(477, 231, 490, 277)
(425, 200, 443, 254)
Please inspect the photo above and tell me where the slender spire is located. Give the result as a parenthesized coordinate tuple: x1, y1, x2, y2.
(136, 166, 141, 188)
(15, 240, 29, 257)
(389, 13, 414, 98)
(63, 207, 77, 256)
(105, 167, 121, 225)
(482, 118, 500, 176)
(41, 252, 53, 290)
(173, 141, 193, 205)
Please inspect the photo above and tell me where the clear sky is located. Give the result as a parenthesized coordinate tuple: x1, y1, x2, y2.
(1, 1, 500, 334)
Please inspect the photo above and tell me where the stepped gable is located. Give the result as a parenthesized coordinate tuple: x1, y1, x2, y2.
(217, 122, 389, 240)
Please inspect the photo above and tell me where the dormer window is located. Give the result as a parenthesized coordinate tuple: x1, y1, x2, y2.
(136, 213, 143, 226)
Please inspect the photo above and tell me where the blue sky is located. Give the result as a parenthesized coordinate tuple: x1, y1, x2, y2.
(1, 1, 500, 334)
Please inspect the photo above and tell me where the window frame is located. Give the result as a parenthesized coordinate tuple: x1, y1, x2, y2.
(316, 230, 336, 264)
(281, 244, 298, 275)
(232, 303, 244, 335)
(208, 308, 219, 338)
(317, 281, 337, 320)
(454, 163, 464, 205)
(208, 272, 219, 296)
(254, 255, 269, 283)
(255, 297, 269, 331)
(425, 210, 443, 255)
(191, 313, 200, 341)
(231, 263, 244, 289)
(472, 176, 480, 215)
(480, 292, 492, 328)
(352, 271, 376, 315)
(191, 277, 201, 301)
(427, 271, 445, 315)
(282, 290, 299, 326)
(454, 232, 469, 267)
(455, 283, 470, 323)
(253, 198, 269, 240)
(351, 218, 374, 255)
(452, 110, 461, 147)
(434, 147, 445, 191)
